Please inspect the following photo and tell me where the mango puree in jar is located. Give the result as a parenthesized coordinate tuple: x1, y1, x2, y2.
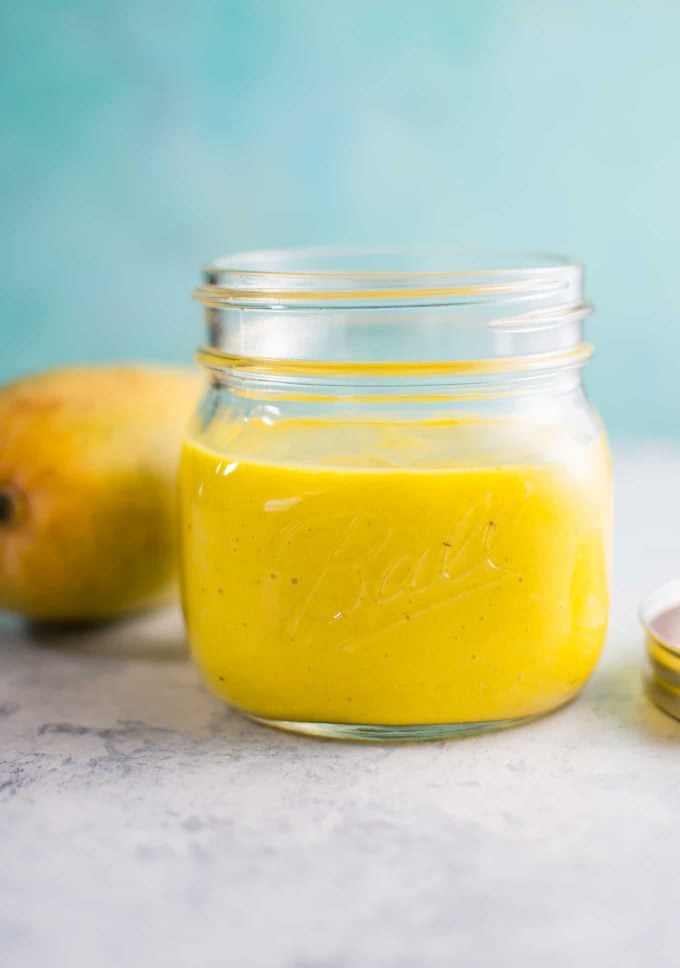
(179, 418, 610, 726)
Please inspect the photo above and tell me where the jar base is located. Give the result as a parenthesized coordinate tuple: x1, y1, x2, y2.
(244, 711, 541, 742)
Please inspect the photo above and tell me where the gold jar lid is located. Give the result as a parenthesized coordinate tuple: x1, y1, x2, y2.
(641, 579, 680, 720)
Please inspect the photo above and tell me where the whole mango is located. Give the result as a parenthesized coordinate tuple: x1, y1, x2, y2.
(0, 365, 201, 621)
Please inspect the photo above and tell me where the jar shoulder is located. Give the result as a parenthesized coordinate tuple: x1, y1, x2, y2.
(185, 384, 608, 476)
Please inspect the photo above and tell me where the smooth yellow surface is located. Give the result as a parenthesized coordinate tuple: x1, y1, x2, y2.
(180, 420, 610, 725)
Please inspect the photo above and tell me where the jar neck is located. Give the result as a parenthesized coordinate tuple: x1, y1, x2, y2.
(198, 348, 590, 408)
(198, 343, 592, 399)
(194, 247, 592, 398)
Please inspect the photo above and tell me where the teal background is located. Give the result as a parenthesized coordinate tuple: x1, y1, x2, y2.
(2, 0, 679, 438)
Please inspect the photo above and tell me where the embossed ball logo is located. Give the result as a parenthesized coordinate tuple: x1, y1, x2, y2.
(272, 490, 528, 652)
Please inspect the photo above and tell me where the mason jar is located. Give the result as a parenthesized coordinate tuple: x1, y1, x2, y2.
(180, 247, 611, 741)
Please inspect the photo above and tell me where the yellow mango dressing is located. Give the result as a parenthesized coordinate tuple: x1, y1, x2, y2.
(180, 418, 610, 729)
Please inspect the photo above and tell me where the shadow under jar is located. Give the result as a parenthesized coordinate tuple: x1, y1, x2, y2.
(180, 247, 611, 741)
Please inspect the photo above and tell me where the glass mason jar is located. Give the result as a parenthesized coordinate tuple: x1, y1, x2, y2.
(180, 247, 611, 741)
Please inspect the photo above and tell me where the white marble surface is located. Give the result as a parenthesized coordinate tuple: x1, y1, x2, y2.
(2, 446, 680, 968)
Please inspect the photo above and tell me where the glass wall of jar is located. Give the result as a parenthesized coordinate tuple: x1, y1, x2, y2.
(180, 247, 611, 740)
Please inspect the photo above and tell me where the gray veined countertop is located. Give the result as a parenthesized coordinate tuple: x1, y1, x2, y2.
(2, 445, 680, 968)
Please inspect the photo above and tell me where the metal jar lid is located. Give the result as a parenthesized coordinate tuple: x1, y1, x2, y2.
(640, 579, 680, 720)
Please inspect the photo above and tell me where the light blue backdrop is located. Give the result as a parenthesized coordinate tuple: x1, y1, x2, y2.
(2, 0, 679, 438)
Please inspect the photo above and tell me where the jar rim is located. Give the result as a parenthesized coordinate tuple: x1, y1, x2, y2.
(194, 246, 591, 377)
(196, 245, 582, 306)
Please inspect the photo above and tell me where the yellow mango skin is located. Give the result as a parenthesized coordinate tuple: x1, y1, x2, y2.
(0, 366, 201, 621)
